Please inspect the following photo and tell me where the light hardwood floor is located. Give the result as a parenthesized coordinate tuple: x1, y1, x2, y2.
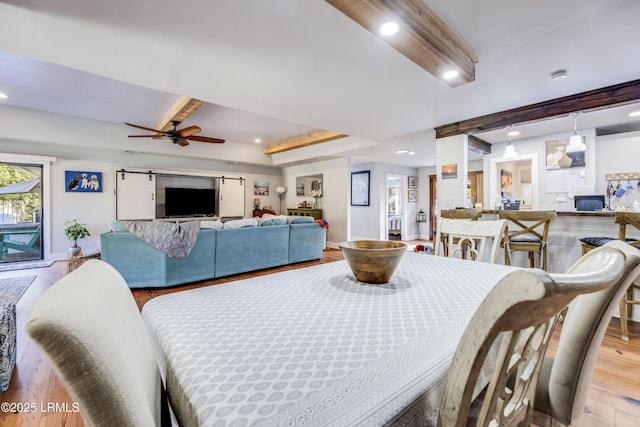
(1, 249, 639, 426)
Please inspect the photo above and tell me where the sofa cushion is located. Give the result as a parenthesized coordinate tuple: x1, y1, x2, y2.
(110, 221, 129, 233)
(258, 217, 287, 226)
(223, 218, 258, 229)
(200, 220, 223, 229)
(288, 216, 315, 224)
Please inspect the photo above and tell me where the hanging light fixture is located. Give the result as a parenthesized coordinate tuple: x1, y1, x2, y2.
(566, 112, 586, 153)
(502, 128, 518, 160)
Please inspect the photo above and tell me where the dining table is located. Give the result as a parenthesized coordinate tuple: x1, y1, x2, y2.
(141, 251, 517, 426)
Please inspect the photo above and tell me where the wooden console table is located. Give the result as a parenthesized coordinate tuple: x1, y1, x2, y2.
(287, 208, 323, 220)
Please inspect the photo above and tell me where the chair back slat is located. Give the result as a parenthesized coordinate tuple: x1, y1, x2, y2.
(434, 218, 507, 264)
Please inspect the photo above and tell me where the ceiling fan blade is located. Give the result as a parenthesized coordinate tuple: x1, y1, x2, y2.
(186, 135, 226, 144)
(124, 122, 167, 134)
(128, 134, 160, 138)
(177, 126, 201, 137)
(176, 138, 189, 147)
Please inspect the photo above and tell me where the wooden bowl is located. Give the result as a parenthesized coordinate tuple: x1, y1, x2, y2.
(339, 240, 407, 284)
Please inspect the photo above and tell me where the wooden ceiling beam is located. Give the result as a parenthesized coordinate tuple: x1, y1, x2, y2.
(264, 131, 348, 155)
(153, 96, 205, 138)
(467, 135, 491, 154)
(325, 0, 477, 87)
(435, 79, 640, 138)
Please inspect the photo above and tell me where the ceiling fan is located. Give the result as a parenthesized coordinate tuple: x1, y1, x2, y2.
(124, 120, 225, 146)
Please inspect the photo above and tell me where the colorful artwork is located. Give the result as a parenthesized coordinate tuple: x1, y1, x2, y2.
(442, 164, 457, 179)
(65, 171, 102, 192)
(254, 181, 269, 196)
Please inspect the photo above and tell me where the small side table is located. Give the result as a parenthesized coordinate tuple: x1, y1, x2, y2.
(68, 251, 101, 273)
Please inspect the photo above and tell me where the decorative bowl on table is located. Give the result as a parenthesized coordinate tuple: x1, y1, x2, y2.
(339, 240, 407, 284)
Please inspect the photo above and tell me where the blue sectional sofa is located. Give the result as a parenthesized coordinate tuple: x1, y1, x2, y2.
(100, 218, 325, 288)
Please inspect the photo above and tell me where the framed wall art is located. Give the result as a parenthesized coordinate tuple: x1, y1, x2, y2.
(408, 176, 418, 189)
(351, 170, 370, 206)
(65, 170, 102, 192)
(442, 164, 457, 179)
(254, 181, 269, 196)
(408, 190, 417, 202)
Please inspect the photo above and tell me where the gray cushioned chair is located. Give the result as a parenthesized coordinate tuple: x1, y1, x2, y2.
(533, 240, 640, 426)
(26, 260, 170, 427)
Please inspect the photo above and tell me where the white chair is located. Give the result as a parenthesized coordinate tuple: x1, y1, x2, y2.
(434, 218, 507, 264)
(26, 260, 170, 427)
(438, 244, 628, 426)
(533, 240, 640, 426)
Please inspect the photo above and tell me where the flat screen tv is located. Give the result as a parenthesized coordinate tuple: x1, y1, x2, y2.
(164, 187, 216, 217)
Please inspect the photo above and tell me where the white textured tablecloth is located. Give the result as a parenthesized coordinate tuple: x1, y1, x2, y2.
(142, 252, 516, 426)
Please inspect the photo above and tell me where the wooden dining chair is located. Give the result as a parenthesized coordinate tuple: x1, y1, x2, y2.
(579, 211, 640, 340)
(438, 244, 627, 427)
(438, 209, 482, 256)
(434, 218, 507, 263)
(499, 210, 556, 271)
(533, 240, 640, 426)
(26, 260, 170, 427)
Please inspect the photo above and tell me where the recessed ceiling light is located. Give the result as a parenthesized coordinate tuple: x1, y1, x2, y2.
(380, 21, 399, 36)
(550, 69, 567, 81)
(395, 149, 409, 154)
(507, 130, 520, 137)
(254, 138, 262, 144)
(630, 110, 640, 117)
(408, 151, 415, 155)
(0, 92, 8, 99)
(442, 70, 458, 80)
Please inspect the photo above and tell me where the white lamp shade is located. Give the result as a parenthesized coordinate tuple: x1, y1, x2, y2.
(276, 186, 286, 194)
(566, 134, 586, 153)
(502, 143, 518, 159)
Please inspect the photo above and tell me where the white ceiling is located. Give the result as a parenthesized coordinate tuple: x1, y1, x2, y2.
(1, 0, 639, 168)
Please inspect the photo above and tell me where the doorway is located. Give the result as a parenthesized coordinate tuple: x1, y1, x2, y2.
(0, 162, 43, 263)
(386, 174, 405, 240)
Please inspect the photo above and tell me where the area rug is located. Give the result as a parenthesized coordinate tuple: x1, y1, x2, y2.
(0, 275, 36, 304)
(0, 260, 54, 272)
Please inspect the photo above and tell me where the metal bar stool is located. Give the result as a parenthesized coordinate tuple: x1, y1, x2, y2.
(499, 210, 556, 271)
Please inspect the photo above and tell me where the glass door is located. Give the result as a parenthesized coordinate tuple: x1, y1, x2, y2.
(0, 162, 43, 263)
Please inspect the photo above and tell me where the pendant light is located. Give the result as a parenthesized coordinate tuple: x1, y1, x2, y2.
(566, 112, 586, 153)
(502, 128, 518, 160)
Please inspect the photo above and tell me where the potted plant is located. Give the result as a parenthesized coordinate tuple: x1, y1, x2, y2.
(64, 219, 90, 256)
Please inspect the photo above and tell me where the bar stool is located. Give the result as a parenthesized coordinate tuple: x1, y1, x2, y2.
(579, 211, 640, 340)
(499, 210, 556, 271)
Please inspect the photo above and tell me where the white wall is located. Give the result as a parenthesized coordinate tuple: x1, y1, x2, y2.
(596, 131, 640, 209)
(349, 162, 419, 241)
(282, 158, 349, 248)
(436, 135, 469, 209)
(483, 128, 597, 211)
(1, 140, 284, 260)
